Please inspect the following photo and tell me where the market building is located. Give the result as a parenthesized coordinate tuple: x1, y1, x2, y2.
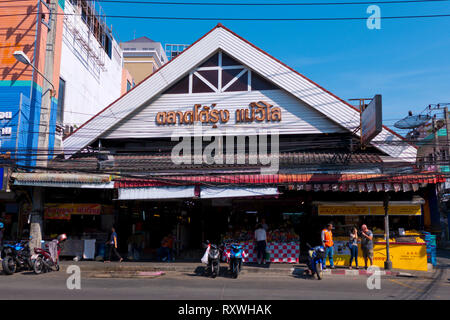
(8, 24, 446, 270)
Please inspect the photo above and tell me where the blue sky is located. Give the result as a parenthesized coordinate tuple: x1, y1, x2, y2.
(98, 1, 450, 133)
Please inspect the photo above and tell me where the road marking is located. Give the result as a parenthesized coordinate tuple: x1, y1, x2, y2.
(388, 279, 424, 292)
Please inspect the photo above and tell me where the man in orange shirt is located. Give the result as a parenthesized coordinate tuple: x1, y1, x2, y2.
(321, 223, 335, 269)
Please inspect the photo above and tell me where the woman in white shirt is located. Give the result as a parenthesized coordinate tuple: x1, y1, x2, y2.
(255, 224, 267, 265)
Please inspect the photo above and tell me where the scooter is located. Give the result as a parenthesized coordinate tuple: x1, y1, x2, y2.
(304, 243, 326, 280)
(33, 234, 67, 274)
(1, 239, 33, 275)
(203, 241, 221, 278)
(227, 244, 245, 279)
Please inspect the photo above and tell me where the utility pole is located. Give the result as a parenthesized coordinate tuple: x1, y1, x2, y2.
(445, 107, 450, 166)
(383, 193, 392, 270)
(30, 0, 58, 251)
(432, 116, 439, 172)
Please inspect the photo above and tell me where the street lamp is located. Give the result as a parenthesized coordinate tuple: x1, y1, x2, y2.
(13, 51, 55, 95)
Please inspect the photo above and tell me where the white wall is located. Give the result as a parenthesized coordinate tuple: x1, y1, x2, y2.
(103, 89, 346, 139)
(59, 0, 123, 128)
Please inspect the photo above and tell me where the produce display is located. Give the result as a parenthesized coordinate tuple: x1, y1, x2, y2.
(221, 227, 299, 244)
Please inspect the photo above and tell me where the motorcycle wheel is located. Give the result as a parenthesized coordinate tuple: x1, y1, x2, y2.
(315, 262, 323, 280)
(2, 256, 17, 275)
(55, 264, 60, 272)
(33, 256, 44, 274)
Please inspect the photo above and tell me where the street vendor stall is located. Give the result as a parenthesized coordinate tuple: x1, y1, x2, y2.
(221, 228, 300, 263)
(315, 201, 429, 271)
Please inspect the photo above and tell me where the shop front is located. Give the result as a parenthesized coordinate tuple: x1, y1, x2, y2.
(316, 201, 429, 271)
(14, 24, 444, 268)
(43, 202, 114, 259)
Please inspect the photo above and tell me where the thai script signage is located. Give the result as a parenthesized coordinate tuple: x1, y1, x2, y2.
(0, 111, 12, 136)
(44, 203, 106, 220)
(318, 204, 421, 216)
(156, 101, 282, 126)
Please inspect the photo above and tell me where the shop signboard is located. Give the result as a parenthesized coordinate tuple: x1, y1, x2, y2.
(333, 243, 428, 271)
(318, 205, 421, 216)
(44, 203, 103, 220)
(361, 94, 382, 145)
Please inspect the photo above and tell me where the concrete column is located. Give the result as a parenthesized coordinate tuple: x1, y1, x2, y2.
(30, 187, 44, 251)
(36, 0, 58, 167)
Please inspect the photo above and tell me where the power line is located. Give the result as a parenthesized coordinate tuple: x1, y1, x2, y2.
(43, 0, 450, 5)
(5, 0, 450, 5)
(2, 11, 450, 21)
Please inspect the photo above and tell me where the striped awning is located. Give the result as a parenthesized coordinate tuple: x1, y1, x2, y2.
(114, 173, 445, 193)
(12, 172, 114, 189)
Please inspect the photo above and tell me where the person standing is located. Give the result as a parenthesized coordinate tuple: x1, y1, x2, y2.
(360, 224, 374, 270)
(348, 227, 359, 269)
(260, 218, 269, 231)
(105, 227, 123, 263)
(321, 223, 335, 269)
(0, 221, 4, 249)
(255, 223, 267, 265)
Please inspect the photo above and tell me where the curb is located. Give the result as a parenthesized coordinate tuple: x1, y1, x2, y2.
(60, 262, 418, 278)
(89, 271, 166, 279)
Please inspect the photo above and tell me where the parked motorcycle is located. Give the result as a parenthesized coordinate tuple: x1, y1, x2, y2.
(33, 234, 67, 274)
(304, 243, 325, 280)
(204, 241, 221, 278)
(226, 244, 245, 279)
(1, 240, 33, 275)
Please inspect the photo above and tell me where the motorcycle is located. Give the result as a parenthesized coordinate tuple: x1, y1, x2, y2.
(33, 234, 67, 274)
(202, 241, 221, 278)
(226, 244, 246, 279)
(1, 239, 34, 275)
(304, 243, 326, 280)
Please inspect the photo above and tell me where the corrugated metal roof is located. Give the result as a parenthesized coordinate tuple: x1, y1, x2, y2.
(48, 152, 384, 173)
(12, 172, 111, 184)
(63, 24, 417, 163)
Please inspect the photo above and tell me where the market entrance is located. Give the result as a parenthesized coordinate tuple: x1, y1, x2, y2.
(116, 199, 202, 260)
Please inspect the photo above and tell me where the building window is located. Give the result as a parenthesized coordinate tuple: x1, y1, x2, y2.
(104, 34, 112, 58)
(56, 78, 66, 124)
(162, 51, 279, 95)
(126, 80, 132, 92)
(164, 75, 189, 94)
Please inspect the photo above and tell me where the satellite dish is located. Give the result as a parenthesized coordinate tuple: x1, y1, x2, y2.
(394, 114, 431, 129)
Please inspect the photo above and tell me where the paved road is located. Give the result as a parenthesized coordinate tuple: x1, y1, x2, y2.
(0, 251, 448, 300)
(0, 267, 448, 300)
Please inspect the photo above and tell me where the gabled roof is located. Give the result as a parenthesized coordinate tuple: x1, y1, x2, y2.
(123, 36, 155, 43)
(63, 24, 417, 162)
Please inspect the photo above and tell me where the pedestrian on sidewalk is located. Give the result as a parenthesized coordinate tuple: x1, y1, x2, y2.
(105, 227, 123, 263)
(348, 227, 359, 269)
(157, 234, 172, 262)
(321, 223, 335, 269)
(255, 223, 267, 265)
(0, 221, 4, 249)
(360, 224, 374, 270)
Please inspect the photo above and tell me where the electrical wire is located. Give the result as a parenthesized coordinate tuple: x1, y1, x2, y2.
(2, 11, 450, 21)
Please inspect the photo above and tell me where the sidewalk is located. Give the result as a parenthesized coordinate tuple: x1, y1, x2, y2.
(59, 260, 432, 278)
